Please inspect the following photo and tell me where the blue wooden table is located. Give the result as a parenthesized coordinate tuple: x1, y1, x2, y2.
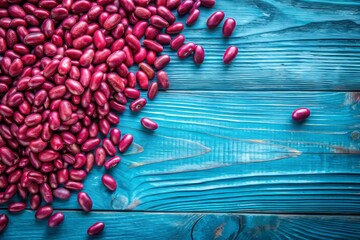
(2, 0, 360, 239)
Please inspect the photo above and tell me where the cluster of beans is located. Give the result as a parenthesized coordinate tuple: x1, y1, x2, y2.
(0, 0, 238, 236)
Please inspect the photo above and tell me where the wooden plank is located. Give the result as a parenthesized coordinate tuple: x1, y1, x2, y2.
(159, 0, 360, 90)
(2, 91, 359, 213)
(1, 211, 360, 240)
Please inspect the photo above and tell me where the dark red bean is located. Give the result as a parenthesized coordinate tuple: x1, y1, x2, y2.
(177, 0, 193, 16)
(73, 35, 93, 49)
(222, 18, 236, 37)
(48, 212, 64, 227)
(223, 46, 238, 64)
(53, 187, 70, 200)
(65, 79, 84, 95)
(125, 34, 141, 51)
(88, 222, 105, 236)
(150, 15, 169, 29)
(207, 11, 225, 29)
(292, 108, 310, 122)
(118, 134, 133, 153)
(133, 21, 148, 39)
(35, 206, 53, 220)
(99, 119, 110, 135)
(135, 7, 151, 19)
(104, 156, 121, 170)
(143, 39, 163, 53)
(106, 50, 126, 68)
(40, 183, 53, 203)
(186, 9, 200, 26)
(201, 0, 215, 8)
(147, 82, 158, 100)
(23, 32, 45, 46)
(154, 55, 170, 70)
(141, 117, 158, 130)
(30, 194, 41, 210)
(8, 202, 26, 212)
(177, 42, 196, 59)
(156, 34, 172, 45)
(101, 174, 116, 191)
(0, 214, 8, 233)
(93, 30, 106, 50)
(59, 100, 72, 121)
(170, 34, 185, 51)
(166, 0, 181, 10)
(8, 59, 23, 77)
(88, 5, 103, 20)
(103, 13, 122, 30)
(193, 45, 205, 65)
(134, 48, 147, 64)
(71, 0, 91, 13)
(81, 138, 101, 152)
(157, 70, 170, 90)
(110, 128, 121, 145)
(85, 153, 94, 173)
(64, 181, 83, 191)
(166, 22, 184, 35)
(157, 6, 176, 24)
(77, 192, 92, 212)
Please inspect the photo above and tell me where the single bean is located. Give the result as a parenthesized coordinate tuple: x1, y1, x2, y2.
(88, 222, 105, 236)
(48, 212, 64, 227)
(101, 174, 116, 191)
(222, 18, 236, 37)
(223, 46, 238, 64)
(141, 117, 158, 130)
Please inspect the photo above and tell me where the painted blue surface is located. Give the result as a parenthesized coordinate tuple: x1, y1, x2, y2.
(1, 0, 360, 239)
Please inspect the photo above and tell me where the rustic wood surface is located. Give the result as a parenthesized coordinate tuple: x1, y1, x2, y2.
(1, 0, 360, 239)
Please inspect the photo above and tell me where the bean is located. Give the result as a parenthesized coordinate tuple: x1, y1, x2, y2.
(157, 6, 176, 24)
(166, 22, 184, 35)
(118, 134, 133, 153)
(193, 45, 205, 65)
(110, 129, 121, 145)
(292, 108, 311, 122)
(186, 9, 200, 26)
(81, 138, 101, 152)
(40, 183, 53, 203)
(150, 15, 169, 29)
(88, 222, 105, 236)
(207, 11, 225, 29)
(0, 214, 9, 233)
(147, 82, 158, 100)
(104, 156, 121, 170)
(35, 206, 53, 220)
(143, 39, 163, 53)
(133, 21, 148, 39)
(103, 13, 122, 30)
(53, 187, 71, 200)
(154, 55, 170, 70)
(30, 194, 41, 210)
(177, 42, 196, 59)
(135, 7, 151, 19)
(156, 34, 172, 45)
(106, 50, 126, 68)
(101, 174, 116, 191)
(85, 153, 95, 173)
(102, 138, 116, 156)
(48, 212, 64, 227)
(222, 18, 236, 37)
(134, 47, 147, 64)
(223, 46, 238, 64)
(77, 192, 92, 212)
(166, 0, 181, 10)
(157, 70, 170, 90)
(8, 202, 26, 212)
(170, 34, 185, 51)
(201, 0, 216, 8)
(64, 181, 83, 191)
(177, 0, 193, 16)
(141, 117, 158, 130)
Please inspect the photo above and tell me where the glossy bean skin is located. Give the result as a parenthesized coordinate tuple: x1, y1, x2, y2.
(222, 18, 236, 37)
(141, 117, 158, 130)
(48, 212, 64, 227)
(101, 174, 116, 191)
(88, 222, 105, 236)
(206, 11, 225, 29)
(223, 46, 238, 64)
(292, 108, 311, 122)
(193, 45, 205, 65)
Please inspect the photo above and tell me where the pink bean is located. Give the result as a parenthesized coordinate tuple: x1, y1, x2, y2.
(88, 222, 105, 236)
(223, 46, 238, 64)
(222, 18, 236, 37)
(101, 174, 116, 191)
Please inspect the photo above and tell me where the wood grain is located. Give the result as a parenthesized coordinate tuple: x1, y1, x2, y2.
(1, 211, 360, 240)
(2, 91, 359, 213)
(160, 0, 360, 90)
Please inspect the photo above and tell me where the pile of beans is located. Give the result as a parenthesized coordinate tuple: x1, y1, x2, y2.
(0, 0, 238, 235)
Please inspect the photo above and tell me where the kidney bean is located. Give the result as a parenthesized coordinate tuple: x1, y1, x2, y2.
(177, 42, 196, 58)
(35, 206, 53, 220)
(65, 49, 83, 60)
(23, 32, 45, 46)
(65, 79, 84, 96)
(72, 35, 93, 49)
(292, 108, 310, 122)
(71, 0, 91, 13)
(134, 7, 151, 20)
(93, 30, 106, 51)
(120, 0, 135, 12)
(141, 117, 158, 130)
(155, 34, 171, 45)
(166, 22, 184, 34)
(76, 192, 92, 213)
(8, 202, 27, 213)
(24, 113, 42, 127)
(223, 46, 238, 64)
(147, 82, 158, 100)
(223, 18, 236, 37)
(157, 70, 170, 90)
(104, 156, 121, 170)
(207, 11, 225, 29)
(58, 100, 72, 122)
(64, 180, 83, 191)
(8, 58, 23, 77)
(186, 9, 200, 26)
(81, 138, 101, 152)
(88, 222, 105, 236)
(133, 21, 148, 39)
(125, 34, 141, 52)
(88, 5, 103, 20)
(143, 39, 163, 53)
(107, 72, 125, 92)
(150, 15, 169, 29)
(201, 0, 215, 8)
(30, 194, 41, 210)
(58, 57, 71, 75)
(154, 55, 170, 70)
(48, 212, 64, 227)
(108, 129, 121, 146)
(39, 150, 59, 162)
(29, 138, 48, 153)
(40, 183, 53, 203)
(0, 214, 8, 233)
(170, 34, 185, 51)
(166, 0, 181, 10)
(193, 45, 205, 65)
(101, 174, 116, 191)
(103, 13, 122, 30)
(106, 50, 126, 68)
(177, 0, 193, 16)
